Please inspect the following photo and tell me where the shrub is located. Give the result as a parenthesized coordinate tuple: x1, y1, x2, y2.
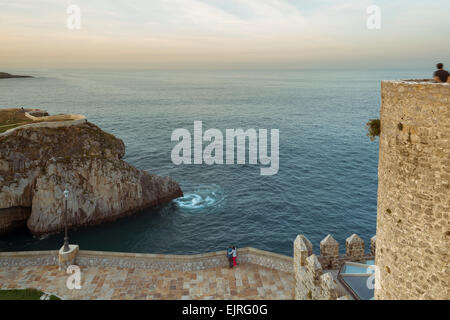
(366, 119, 381, 141)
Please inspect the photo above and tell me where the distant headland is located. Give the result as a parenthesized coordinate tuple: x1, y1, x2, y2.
(0, 72, 33, 79)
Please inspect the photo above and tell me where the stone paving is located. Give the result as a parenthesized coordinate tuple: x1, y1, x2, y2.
(0, 264, 294, 300)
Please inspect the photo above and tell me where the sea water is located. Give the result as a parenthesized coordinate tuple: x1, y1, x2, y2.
(0, 68, 430, 255)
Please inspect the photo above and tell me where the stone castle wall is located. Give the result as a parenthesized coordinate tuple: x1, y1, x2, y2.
(376, 80, 450, 299)
(293, 233, 375, 300)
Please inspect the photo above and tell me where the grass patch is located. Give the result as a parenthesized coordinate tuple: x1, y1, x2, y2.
(0, 108, 74, 133)
(0, 288, 60, 300)
(0, 109, 32, 126)
(0, 109, 33, 132)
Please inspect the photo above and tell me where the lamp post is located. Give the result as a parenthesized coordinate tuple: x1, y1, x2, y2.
(63, 189, 70, 252)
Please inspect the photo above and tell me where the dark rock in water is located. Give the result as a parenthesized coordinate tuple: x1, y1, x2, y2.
(0, 109, 183, 235)
(0, 72, 33, 79)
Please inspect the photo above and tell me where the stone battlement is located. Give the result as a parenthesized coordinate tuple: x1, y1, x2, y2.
(293, 233, 375, 300)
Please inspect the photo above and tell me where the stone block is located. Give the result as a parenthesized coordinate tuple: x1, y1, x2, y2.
(58, 244, 79, 271)
(320, 234, 339, 268)
(346, 234, 364, 259)
(306, 254, 322, 280)
(294, 234, 312, 266)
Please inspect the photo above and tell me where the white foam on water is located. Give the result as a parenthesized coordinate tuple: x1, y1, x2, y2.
(173, 184, 225, 212)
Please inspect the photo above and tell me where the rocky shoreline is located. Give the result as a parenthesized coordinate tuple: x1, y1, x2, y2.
(0, 109, 183, 235)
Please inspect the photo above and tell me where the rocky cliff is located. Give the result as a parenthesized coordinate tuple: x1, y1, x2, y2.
(0, 115, 182, 235)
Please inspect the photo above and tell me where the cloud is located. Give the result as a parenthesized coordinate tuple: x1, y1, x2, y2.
(0, 0, 449, 68)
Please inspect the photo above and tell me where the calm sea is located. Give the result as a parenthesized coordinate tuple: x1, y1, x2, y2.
(0, 68, 429, 255)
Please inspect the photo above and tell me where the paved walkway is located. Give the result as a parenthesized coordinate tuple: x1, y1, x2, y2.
(0, 264, 294, 300)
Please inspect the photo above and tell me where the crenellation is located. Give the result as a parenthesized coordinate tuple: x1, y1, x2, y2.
(294, 234, 312, 267)
(293, 233, 374, 300)
(345, 234, 365, 259)
(320, 234, 339, 269)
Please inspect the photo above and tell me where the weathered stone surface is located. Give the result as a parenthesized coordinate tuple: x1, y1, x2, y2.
(376, 80, 450, 300)
(346, 234, 365, 258)
(293, 234, 312, 267)
(370, 235, 376, 256)
(320, 234, 339, 269)
(0, 119, 182, 235)
(319, 272, 339, 300)
(58, 244, 79, 271)
(306, 254, 322, 280)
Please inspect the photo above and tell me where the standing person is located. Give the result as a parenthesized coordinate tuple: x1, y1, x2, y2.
(227, 246, 233, 268)
(433, 63, 450, 83)
(232, 246, 237, 267)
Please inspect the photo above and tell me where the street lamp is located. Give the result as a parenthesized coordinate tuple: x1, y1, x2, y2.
(63, 189, 70, 252)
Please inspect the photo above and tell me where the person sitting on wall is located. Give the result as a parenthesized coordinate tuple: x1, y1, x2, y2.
(227, 246, 234, 268)
(433, 63, 450, 83)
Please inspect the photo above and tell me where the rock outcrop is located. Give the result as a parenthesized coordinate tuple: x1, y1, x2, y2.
(0, 114, 182, 235)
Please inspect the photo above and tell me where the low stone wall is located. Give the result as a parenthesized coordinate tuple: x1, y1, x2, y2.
(293, 233, 375, 300)
(239, 247, 293, 273)
(0, 247, 293, 273)
(0, 250, 58, 267)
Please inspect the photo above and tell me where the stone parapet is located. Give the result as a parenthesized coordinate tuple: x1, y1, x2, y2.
(0, 250, 58, 267)
(0, 247, 293, 273)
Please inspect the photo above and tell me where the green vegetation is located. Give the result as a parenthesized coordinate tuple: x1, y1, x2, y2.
(0, 288, 60, 300)
(0, 108, 73, 133)
(0, 109, 33, 133)
(366, 119, 381, 141)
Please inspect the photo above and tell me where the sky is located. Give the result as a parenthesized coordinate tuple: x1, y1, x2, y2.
(1, 0, 449, 69)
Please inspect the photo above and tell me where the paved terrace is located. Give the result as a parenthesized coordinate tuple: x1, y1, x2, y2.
(0, 248, 294, 300)
(0, 264, 293, 300)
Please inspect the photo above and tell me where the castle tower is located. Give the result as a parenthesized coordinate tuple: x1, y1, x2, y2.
(375, 80, 450, 299)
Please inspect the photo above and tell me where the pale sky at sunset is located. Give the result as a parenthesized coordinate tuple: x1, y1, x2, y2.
(1, 0, 449, 69)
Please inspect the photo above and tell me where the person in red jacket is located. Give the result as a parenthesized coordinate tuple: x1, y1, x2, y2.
(232, 246, 237, 266)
